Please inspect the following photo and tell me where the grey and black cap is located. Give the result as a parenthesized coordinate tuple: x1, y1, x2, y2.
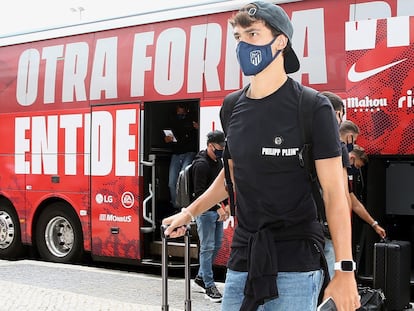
(248, 1, 300, 73)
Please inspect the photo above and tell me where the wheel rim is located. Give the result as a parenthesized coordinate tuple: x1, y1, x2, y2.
(0, 211, 15, 249)
(44, 216, 74, 258)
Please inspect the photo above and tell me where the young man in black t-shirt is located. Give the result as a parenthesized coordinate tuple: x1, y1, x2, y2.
(192, 130, 230, 302)
(163, 2, 360, 310)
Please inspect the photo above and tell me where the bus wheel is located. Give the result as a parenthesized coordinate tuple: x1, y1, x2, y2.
(0, 201, 23, 258)
(36, 203, 83, 263)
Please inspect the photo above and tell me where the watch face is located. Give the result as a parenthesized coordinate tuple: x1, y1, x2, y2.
(341, 261, 354, 271)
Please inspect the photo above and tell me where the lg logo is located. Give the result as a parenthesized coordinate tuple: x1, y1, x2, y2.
(95, 193, 113, 204)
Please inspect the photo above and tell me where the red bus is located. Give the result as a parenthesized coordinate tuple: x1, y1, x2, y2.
(0, 0, 413, 286)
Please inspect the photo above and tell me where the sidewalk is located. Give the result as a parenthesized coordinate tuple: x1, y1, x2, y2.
(0, 259, 222, 311)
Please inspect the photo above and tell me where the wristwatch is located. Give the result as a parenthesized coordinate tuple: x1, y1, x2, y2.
(334, 260, 356, 272)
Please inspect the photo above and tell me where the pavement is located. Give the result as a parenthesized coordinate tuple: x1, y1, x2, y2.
(0, 259, 223, 311)
(1, 259, 412, 310)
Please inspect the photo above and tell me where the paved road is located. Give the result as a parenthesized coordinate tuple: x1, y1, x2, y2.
(0, 259, 223, 311)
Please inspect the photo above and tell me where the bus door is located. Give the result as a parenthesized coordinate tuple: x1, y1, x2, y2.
(140, 100, 199, 259)
(90, 103, 141, 260)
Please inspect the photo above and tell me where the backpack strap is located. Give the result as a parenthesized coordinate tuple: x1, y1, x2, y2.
(220, 85, 249, 135)
(220, 85, 249, 216)
(298, 86, 328, 228)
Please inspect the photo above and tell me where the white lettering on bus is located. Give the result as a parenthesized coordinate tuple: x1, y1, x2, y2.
(154, 27, 186, 95)
(16, 49, 40, 106)
(16, 12, 332, 106)
(14, 109, 137, 176)
(398, 89, 414, 108)
(62, 42, 89, 103)
(346, 0, 413, 51)
(349, 0, 414, 22)
(187, 23, 222, 93)
(90, 37, 118, 100)
(42, 45, 64, 104)
(130, 31, 154, 97)
(345, 96, 388, 112)
(290, 8, 327, 84)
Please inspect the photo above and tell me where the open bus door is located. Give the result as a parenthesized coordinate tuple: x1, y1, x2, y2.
(140, 100, 200, 264)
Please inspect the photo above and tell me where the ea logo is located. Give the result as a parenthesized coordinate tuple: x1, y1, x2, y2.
(274, 136, 283, 145)
(121, 192, 134, 209)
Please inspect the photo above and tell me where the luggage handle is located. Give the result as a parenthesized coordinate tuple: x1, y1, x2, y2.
(161, 224, 192, 311)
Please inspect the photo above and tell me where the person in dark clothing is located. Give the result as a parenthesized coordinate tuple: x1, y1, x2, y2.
(164, 103, 199, 209)
(192, 130, 230, 302)
(322, 92, 386, 277)
(347, 143, 386, 240)
(163, 2, 359, 311)
(321, 90, 352, 279)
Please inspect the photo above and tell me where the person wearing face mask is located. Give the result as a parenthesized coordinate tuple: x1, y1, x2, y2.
(348, 145, 386, 239)
(339, 120, 360, 152)
(191, 130, 230, 302)
(162, 2, 360, 310)
(322, 93, 386, 279)
(164, 103, 199, 210)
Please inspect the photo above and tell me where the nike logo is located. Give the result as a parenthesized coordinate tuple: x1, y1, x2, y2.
(348, 59, 406, 82)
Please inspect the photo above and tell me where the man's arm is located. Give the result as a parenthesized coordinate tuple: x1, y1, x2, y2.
(163, 164, 230, 237)
(316, 156, 360, 310)
(350, 193, 386, 239)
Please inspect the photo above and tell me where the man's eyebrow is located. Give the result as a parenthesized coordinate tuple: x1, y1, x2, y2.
(233, 26, 261, 36)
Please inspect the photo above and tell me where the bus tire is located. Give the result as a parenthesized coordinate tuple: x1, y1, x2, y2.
(0, 200, 23, 259)
(36, 203, 83, 263)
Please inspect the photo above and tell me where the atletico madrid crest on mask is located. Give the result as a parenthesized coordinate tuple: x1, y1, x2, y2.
(250, 50, 262, 66)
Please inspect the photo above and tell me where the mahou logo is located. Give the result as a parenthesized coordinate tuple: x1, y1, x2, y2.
(121, 191, 134, 209)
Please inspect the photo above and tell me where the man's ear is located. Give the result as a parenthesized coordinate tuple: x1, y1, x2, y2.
(276, 34, 288, 50)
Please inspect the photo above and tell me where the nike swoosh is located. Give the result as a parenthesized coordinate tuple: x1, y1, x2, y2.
(348, 59, 406, 82)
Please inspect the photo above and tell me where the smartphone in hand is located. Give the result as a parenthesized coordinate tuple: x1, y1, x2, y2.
(317, 297, 337, 311)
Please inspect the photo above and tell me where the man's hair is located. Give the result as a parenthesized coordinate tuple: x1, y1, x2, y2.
(321, 91, 344, 113)
(176, 103, 189, 112)
(339, 120, 360, 135)
(228, 4, 292, 55)
(350, 144, 368, 164)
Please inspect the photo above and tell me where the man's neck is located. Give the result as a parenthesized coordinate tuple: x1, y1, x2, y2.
(247, 61, 288, 99)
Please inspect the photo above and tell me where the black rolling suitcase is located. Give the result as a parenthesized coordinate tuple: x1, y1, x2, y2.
(373, 240, 411, 310)
(161, 225, 192, 311)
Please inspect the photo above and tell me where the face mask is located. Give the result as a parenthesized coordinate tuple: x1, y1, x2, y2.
(346, 136, 354, 152)
(213, 148, 223, 160)
(236, 37, 281, 76)
(177, 114, 186, 120)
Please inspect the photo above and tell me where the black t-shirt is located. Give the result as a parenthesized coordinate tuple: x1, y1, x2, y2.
(192, 150, 223, 211)
(223, 78, 341, 272)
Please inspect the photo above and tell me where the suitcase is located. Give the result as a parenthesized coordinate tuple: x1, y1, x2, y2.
(373, 240, 411, 310)
(161, 224, 192, 311)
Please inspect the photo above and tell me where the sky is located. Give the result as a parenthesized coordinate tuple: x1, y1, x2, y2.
(0, 0, 235, 37)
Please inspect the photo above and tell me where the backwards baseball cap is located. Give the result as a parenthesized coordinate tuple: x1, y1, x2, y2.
(207, 130, 225, 147)
(247, 1, 300, 74)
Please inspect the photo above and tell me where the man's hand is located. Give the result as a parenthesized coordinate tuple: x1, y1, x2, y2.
(323, 272, 360, 311)
(217, 204, 230, 221)
(373, 223, 386, 239)
(162, 211, 191, 238)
